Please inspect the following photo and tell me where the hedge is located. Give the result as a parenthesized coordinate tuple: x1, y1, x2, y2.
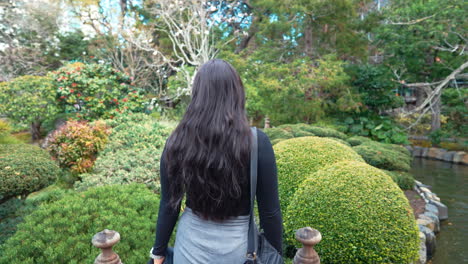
(346, 136, 372, 146)
(0, 184, 163, 263)
(0, 144, 60, 201)
(74, 114, 175, 192)
(384, 170, 415, 190)
(0, 185, 73, 247)
(353, 141, 412, 171)
(284, 161, 419, 264)
(274, 137, 364, 211)
(263, 127, 294, 142)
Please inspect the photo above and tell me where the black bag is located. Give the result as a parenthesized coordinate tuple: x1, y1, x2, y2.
(245, 127, 284, 264)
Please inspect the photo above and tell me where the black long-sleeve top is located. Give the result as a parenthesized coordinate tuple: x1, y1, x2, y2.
(151, 129, 283, 256)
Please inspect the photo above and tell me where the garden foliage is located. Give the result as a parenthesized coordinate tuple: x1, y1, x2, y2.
(74, 114, 176, 192)
(0, 144, 60, 202)
(0, 184, 161, 264)
(353, 141, 412, 171)
(47, 120, 111, 174)
(50, 63, 147, 120)
(284, 161, 420, 263)
(0, 76, 60, 140)
(273, 137, 364, 211)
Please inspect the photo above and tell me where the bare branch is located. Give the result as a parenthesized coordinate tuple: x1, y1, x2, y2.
(388, 14, 435, 25)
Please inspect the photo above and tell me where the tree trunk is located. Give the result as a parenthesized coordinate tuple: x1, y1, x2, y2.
(430, 92, 441, 132)
(304, 21, 313, 57)
(31, 121, 42, 141)
(235, 15, 262, 54)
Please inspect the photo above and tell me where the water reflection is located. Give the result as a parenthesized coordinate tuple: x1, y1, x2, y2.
(410, 158, 468, 264)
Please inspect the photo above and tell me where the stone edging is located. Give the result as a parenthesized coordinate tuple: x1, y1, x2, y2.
(405, 146, 467, 165)
(413, 180, 448, 264)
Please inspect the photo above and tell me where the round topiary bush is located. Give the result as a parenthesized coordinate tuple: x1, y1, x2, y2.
(284, 161, 419, 263)
(0, 184, 163, 263)
(301, 126, 348, 140)
(0, 144, 60, 202)
(346, 136, 372, 146)
(264, 127, 295, 141)
(353, 141, 412, 171)
(274, 137, 364, 210)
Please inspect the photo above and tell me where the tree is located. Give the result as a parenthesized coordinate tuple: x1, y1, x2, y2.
(0, 75, 60, 140)
(374, 0, 467, 132)
(50, 63, 147, 120)
(0, 0, 63, 80)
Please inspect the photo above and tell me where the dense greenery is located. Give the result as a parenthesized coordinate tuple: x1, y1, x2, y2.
(47, 120, 111, 174)
(0, 184, 161, 264)
(284, 161, 419, 263)
(353, 141, 412, 171)
(0, 144, 60, 202)
(74, 114, 175, 192)
(273, 137, 364, 211)
(0, 185, 73, 247)
(50, 63, 147, 120)
(0, 76, 60, 140)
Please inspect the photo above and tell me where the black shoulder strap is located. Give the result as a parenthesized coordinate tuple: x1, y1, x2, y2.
(247, 127, 258, 260)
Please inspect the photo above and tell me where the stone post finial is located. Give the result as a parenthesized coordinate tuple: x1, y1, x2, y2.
(92, 229, 122, 264)
(293, 227, 322, 264)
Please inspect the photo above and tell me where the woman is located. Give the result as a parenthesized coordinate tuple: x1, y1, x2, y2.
(149, 59, 282, 264)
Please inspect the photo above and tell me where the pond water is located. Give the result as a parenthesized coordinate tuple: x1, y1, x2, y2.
(410, 158, 468, 264)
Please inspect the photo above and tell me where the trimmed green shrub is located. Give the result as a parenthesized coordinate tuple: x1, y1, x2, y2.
(353, 141, 412, 171)
(385, 170, 415, 190)
(47, 120, 111, 174)
(74, 114, 176, 192)
(274, 137, 364, 210)
(0, 184, 162, 263)
(271, 138, 286, 145)
(301, 126, 348, 140)
(277, 123, 316, 137)
(346, 136, 372, 146)
(0, 144, 60, 202)
(284, 161, 419, 263)
(0, 185, 73, 247)
(326, 137, 351, 146)
(264, 127, 294, 141)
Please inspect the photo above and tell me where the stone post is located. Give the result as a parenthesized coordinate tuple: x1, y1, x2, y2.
(92, 229, 122, 264)
(293, 227, 322, 264)
(264, 116, 271, 129)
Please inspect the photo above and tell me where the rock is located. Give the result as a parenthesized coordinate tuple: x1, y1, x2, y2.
(415, 180, 422, 186)
(425, 203, 439, 216)
(436, 149, 448, 160)
(427, 147, 442, 159)
(415, 232, 427, 264)
(421, 147, 430, 157)
(416, 182, 432, 189)
(423, 211, 440, 233)
(417, 215, 436, 232)
(420, 186, 432, 194)
(453, 151, 465, 164)
(418, 225, 436, 259)
(405, 145, 413, 152)
(430, 200, 448, 220)
(413, 147, 423, 157)
(443, 151, 456, 162)
(433, 196, 440, 202)
(463, 154, 468, 165)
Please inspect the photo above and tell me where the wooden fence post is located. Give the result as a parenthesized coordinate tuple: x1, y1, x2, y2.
(92, 229, 122, 264)
(293, 227, 322, 264)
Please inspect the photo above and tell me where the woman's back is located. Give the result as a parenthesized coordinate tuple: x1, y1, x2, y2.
(150, 59, 282, 264)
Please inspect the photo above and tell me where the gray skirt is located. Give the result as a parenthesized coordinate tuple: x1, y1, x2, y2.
(174, 208, 249, 264)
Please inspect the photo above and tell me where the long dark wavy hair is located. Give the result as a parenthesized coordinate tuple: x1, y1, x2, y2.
(164, 59, 252, 221)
